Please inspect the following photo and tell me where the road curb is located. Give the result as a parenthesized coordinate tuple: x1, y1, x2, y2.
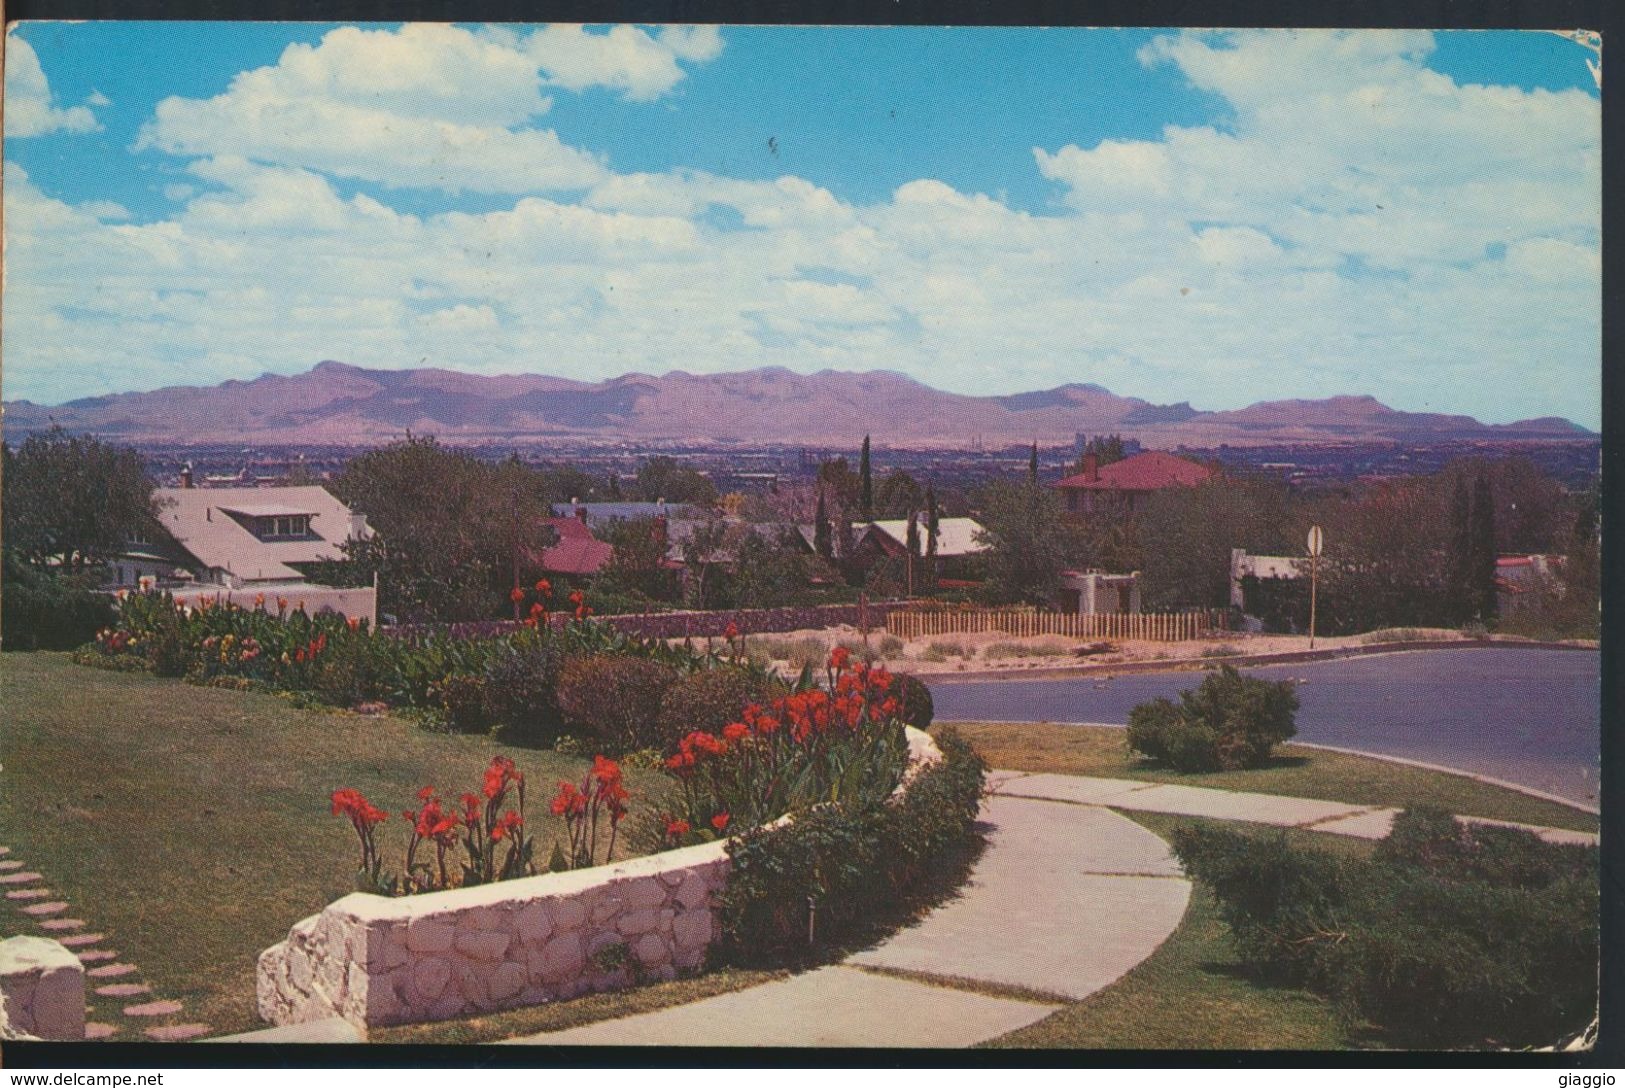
(939, 720, 1601, 816)
(919, 638, 1596, 685)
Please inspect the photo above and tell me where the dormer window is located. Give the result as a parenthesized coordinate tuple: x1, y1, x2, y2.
(265, 515, 310, 539)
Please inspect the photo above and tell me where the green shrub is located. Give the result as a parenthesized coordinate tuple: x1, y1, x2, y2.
(1126, 664, 1298, 772)
(311, 635, 392, 708)
(918, 645, 948, 663)
(1172, 815, 1599, 1049)
(890, 673, 934, 728)
(484, 639, 566, 745)
(656, 667, 771, 752)
(877, 635, 905, 658)
(835, 637, 882, 664)
(1, 558, 116, 652)
(717, 727, 985, 964)
(431, 672, 492, 733)
(556, 653, 679, 753)
(983, 638, 1070, 659)
(1199, 643, 1241, 658)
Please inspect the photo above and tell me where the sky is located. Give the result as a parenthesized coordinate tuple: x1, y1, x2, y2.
(2, 23, 1602, 427)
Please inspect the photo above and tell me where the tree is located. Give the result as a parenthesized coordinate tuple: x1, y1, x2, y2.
(924, 485, 940, 592)
(1134, 475, 1297, 610)
(813, 489, 833, 561)
(3, 429, 161, 572)
(1028, 442, 1039, 486)
(730, 529, 817, 609)
(974, 479, 1081, 604)
(606, 474, 623, 500)
(1076, 434, 1127, 471)
(326, 437, 555, 622)
(635, 457, 717, 506)
(679, 518, 731, 609)
(1470, 473, 1499, 621)
(875, 469, 923, 518)
(905, 510, 921, 596)
(598, 517, 677, 602)
(1446, 476, 1475, 624)
(858, 435, 874, 520)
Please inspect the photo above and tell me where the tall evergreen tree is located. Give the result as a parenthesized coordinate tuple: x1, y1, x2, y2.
(1471, 474, 1499, 620)
(858, 435, 873, 520)
(1028, 442, 1039, 485)
(1447, 475, 1474, 623)
(813, 488, 833, 560)
(924, 484, 940, 592)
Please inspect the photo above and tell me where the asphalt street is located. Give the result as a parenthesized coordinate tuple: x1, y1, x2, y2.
(928, 648, 1602, 804)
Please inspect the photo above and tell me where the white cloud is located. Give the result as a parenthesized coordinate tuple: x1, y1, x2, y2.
(4, 34, 101, 137)
(133, 23, 723, 195)
(1, 29, 1602, 428)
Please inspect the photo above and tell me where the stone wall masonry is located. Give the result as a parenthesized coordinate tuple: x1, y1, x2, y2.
(0, 935, 86, 1041)
(258, 727, 941, 1033)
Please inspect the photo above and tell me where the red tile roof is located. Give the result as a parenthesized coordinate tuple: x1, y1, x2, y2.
(1056, 451, 1216, 492)
(524, 516, 614, 576)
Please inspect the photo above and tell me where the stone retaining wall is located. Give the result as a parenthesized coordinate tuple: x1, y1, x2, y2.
(0, 936, 85, 1041)
(258, 728, 941, 1032)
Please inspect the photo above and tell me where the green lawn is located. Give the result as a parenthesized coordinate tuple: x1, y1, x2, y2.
(984, 814, 1377, 1050)
(938, 721, 1597, 833)
(0, 652, 675, 1039)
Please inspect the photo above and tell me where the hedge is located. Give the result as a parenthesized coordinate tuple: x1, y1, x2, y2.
(716, 727, 985, 964)
(1171, 808, 1598, 1048)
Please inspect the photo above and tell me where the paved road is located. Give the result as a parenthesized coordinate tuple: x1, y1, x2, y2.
(930, 648, 1601, 805)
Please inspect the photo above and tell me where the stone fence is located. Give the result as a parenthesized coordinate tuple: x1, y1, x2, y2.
(386, 600, 908, 643)
(0, 936, 85, 1041)
(258, 728, 941, 1033)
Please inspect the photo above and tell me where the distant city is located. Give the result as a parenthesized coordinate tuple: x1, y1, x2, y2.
(133, 435, 1601, 497)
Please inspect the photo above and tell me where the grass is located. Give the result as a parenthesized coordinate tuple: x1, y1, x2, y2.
(0, 652, 677, 1038)
(371, 966, 787, 1044)
(936, 721, 1597, 833)
(983, 813, 1374, 1049)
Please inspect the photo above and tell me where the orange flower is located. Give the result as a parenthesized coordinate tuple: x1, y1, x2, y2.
(535, 579, 552, 595)
(510, 587, 525, 603)
(829, 646, 851, 671)
(711, 812, 730, 832)
(665, 817, 691, 838)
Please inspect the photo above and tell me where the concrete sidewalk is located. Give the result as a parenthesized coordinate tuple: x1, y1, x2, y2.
(509, 795, 1190, 1048)
(988, 772, 1599, 846)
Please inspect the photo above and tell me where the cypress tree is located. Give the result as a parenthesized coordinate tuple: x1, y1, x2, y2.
(1028, 442, 1039, 486)
(1447, 475, 1473, 623)
(1472, 474, 1498, 620)
(859, 435, 873, 520)
(814, 488, 833, 560)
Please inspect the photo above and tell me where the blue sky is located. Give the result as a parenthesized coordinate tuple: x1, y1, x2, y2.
(3, 24, 1602, 426)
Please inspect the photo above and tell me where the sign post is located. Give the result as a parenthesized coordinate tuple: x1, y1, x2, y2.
(1306, 525, 1324, 650)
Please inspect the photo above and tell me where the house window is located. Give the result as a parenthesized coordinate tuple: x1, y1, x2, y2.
(260, 515, 311, 539)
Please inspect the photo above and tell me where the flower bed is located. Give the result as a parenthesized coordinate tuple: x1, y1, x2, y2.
(256, 727, 943, 1030)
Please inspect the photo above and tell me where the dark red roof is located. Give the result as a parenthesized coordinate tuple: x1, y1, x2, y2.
(524, 516, 613, 576)
(1056, 451, 1216, 492)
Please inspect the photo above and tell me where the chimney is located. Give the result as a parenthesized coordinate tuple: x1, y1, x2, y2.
(1083, 453, 1099, 483)
(180, 462, 195, 489)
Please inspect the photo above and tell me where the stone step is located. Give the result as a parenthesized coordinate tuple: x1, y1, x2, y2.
(145, 1024, 210, 1042)
(84, 1023, 120, 1040)
(123, 999, 184, 1017)
(0, 860, 24, 871)
(40, 918, 86, 931)
(76, 950, 119, 963)
(87, 963, 139, 979)
(6, 888, 55, 900)
(21, 901, 70, 916)
(0, 872, 43, 884)
(58, 933, 106, 948)
(0, 846, 11, 856)
(96, 983, 152, 999)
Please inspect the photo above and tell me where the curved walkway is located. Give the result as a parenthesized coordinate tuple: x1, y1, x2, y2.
(509, 795, 1191, 1047)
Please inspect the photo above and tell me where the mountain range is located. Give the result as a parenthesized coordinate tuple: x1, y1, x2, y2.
(2, 361, 1595, 448)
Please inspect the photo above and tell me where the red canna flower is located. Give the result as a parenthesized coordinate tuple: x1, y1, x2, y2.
(348, 616, 360, 632)
(535, 579, 552, 595)
(665, 817, 691, 838)
(591, 755, 623, 787)
(722, 721, 750, 743)
(510, 587, 526, 603)
(829, 646, 851, 671)
(711, 812, 730, 832)
(491, 811, 523, 841)
(724, 622, 740, 640)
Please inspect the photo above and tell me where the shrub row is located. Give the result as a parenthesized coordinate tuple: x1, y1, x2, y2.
(716, 727, 985, 964)
(2, 557, 115, 652)
(1171, 807, 1598, 1049)
(1127, 664, 1298, 772)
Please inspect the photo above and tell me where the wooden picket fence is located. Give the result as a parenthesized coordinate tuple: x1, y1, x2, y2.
(885, 606, 1227, 642)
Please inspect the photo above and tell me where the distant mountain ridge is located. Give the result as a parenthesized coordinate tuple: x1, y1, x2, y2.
(2, 361, 1595, 448)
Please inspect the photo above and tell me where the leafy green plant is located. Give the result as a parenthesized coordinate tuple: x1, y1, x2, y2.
(890, 673, 934, 728)
(556, 653, 679, 753)
(716, 727, 985, 963)
(657, 667, 772, 753)
(1, 553, 116, 652)
(1126, 664, 1298, 772)
(1171, 813, 1598, 1049)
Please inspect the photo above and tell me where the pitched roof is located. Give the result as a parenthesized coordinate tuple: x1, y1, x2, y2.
(866, 517, 988, 557)
(152, 486, 361, 582)
(1056, 451, 1216, 492)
